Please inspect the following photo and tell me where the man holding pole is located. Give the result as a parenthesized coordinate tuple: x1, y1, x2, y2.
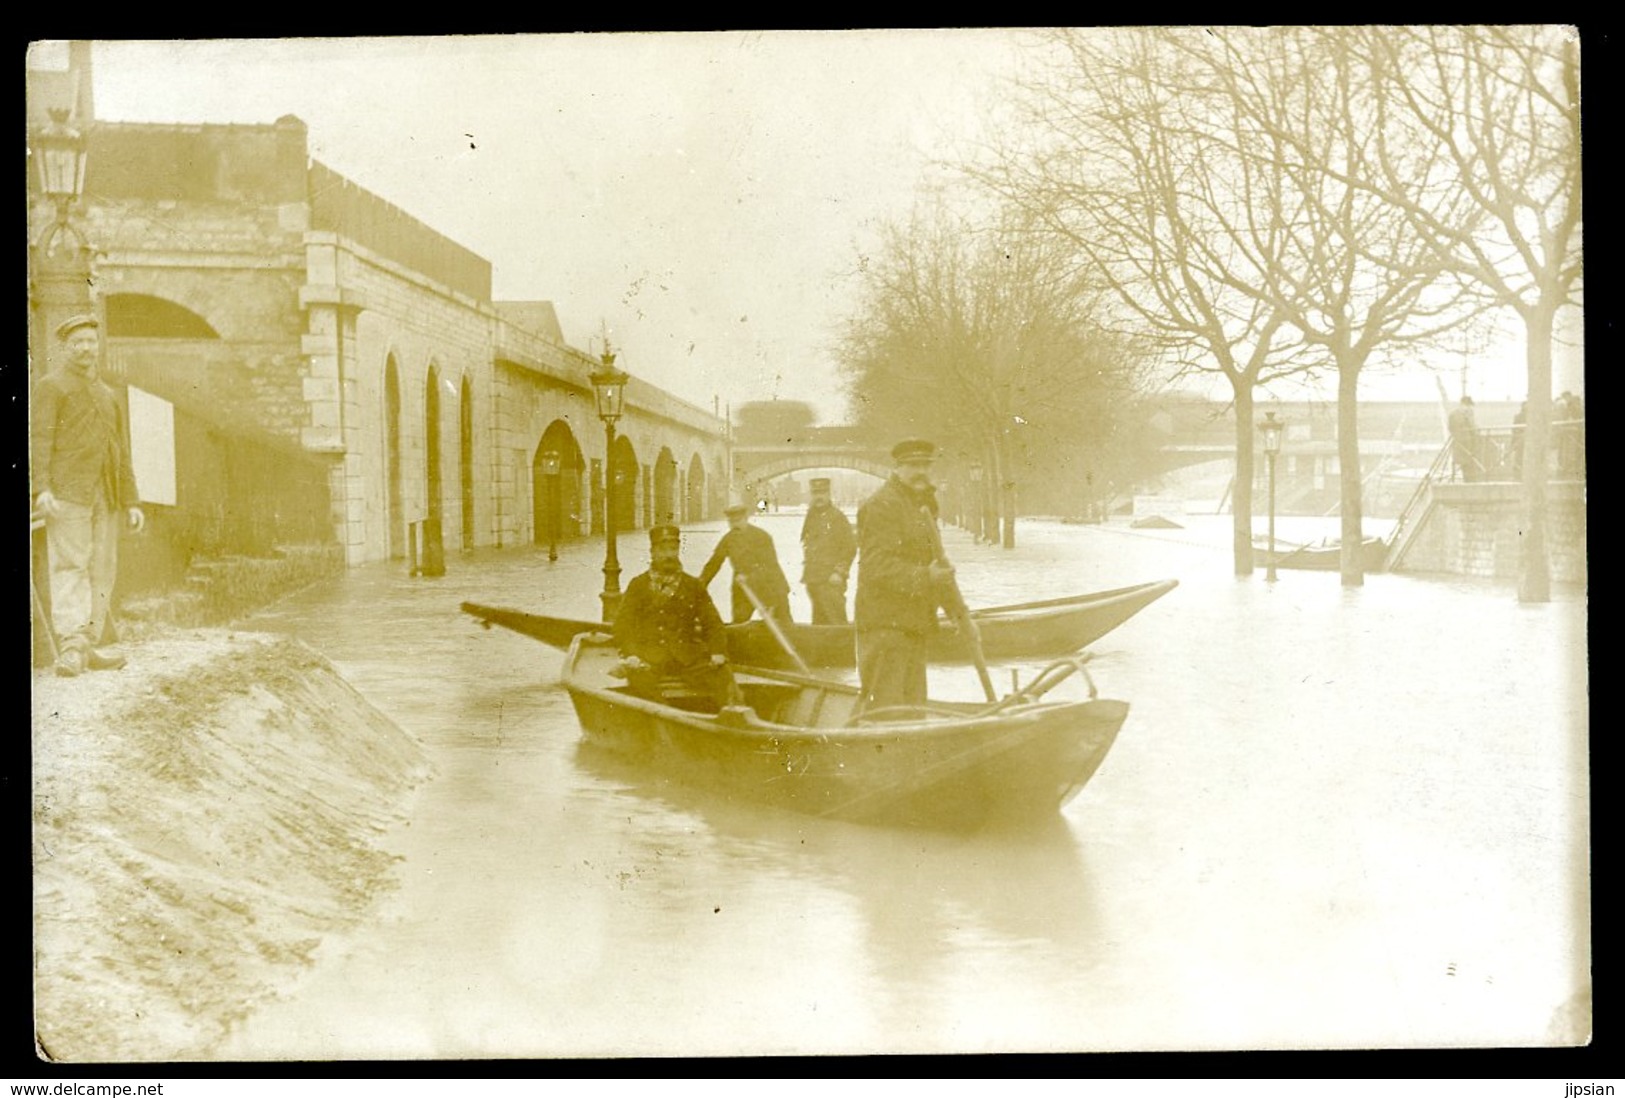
(853, 438, 967, 714)
(698, 503, 792, 624)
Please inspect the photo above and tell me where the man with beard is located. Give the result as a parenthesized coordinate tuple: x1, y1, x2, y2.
(799, 477, 855, 625)
(614, 524, 739, 710)
(698, 502, 792, 624)
(853, 438, 957, 715)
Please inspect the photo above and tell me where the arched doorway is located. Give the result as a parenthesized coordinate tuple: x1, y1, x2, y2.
(384, 356, 404, 560)
(610, 434, 639, 532)
(460, 376, 475, 550)
(654, 447, 678, 525)
(533, 420, 584, 551)
(686, 453, 706, 522)
(422, 364, 446, 575)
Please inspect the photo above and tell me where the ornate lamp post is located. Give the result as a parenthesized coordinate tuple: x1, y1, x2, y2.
(1258, 411, 1284, 583)
(540, 449, 561, 563)
(968, 460, 986, 544)
(591, 345, 631, 623)
(30, 107, 93, 380)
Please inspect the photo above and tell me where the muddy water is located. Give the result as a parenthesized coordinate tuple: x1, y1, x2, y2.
(221, 512, 1589, 1058)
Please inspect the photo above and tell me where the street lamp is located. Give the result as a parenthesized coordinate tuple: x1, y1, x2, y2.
(968, 460, 985, 543)
(33, 108, 89, 255)
(30, 107, 93, 380)
(591, 344, 631, 623)
(1258, 411, 1284, 582)
(540, 449, 561, 563)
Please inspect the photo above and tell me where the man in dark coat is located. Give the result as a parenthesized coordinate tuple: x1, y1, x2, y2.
(1448, 395, 1480, 482)
(799, 476, 855, 625)
(853, 438, 956, 715)
(698, 503, 792, 624)
(30, 315, 146, 677)
(614, 524, 738, 709)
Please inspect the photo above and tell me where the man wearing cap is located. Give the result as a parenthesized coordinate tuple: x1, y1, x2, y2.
(613, 524, 738, 709)
(853, 438, 956, 713)
(30, 315, 146, 677)
(799, 476, 855, 625)
(698, 503, 792, 624)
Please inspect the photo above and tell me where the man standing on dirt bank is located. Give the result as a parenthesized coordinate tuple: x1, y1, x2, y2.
(799, 476, 855, 625)
(853, 438, 955, 715)
(698, 503, 792, 624)
(614, 524, 739, 709)
(31, 315, 145, 678)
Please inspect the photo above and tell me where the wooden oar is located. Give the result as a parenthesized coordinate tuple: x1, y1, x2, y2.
(734, 575, 813, 676)
(921, 505, 997, 703)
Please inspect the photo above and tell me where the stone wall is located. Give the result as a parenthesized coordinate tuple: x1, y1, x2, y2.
(1395, 481, 1587, 586)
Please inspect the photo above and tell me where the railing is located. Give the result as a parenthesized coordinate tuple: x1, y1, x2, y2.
(1383, 420, 1585, 572)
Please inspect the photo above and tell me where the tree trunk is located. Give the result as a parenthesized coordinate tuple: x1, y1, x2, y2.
(1519, 308, 1554, 604)
(1232, 384, 1256, 576)
(990, 432, 1017, 549)
(1337, 363, 1365, 588)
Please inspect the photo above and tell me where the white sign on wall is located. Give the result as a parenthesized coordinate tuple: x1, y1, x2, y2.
(127, 385, 177, 506)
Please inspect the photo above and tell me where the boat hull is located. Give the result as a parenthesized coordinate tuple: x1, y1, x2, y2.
(1252, 537, 1388, 572)
(562, 638, 1129, 830)
(464, 578, 1176, 670)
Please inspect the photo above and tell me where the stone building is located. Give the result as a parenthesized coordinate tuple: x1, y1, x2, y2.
(27, 47, 729, 594)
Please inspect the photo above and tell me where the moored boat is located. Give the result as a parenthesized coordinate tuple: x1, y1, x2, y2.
(556, 631, 1129, 829)
(1252, 536, 1389, 572)
(461, 578, 1176, 669)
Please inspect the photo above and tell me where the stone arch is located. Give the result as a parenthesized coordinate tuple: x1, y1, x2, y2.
(686, 452, 706, 523)
(654, 446, 679, 525)
(383, 355, 404, 560)
(534, 420, 584, 549)
(104, 293, 221, 339)
(460, 374, 475, 550)
(610, 433, 639, 532)
(422, 362, 446, 574)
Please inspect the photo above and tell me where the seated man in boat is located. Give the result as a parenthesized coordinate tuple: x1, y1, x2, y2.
(853, 438, 958, 715)
(614, 524, 741, 711)
(697, 503, 793, 624)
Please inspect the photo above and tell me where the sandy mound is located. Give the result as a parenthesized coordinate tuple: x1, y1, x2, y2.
(31, 630, 433, 1063)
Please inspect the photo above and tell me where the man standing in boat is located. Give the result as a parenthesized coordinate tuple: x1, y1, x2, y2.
(698, 503, 793, 624)
(614, 524, 739, 709)
(853, 438, 957, 714)
(799, 476, 855, 625)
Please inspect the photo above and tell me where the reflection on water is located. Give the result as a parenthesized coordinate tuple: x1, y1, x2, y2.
(223, 512, 1589, 1057)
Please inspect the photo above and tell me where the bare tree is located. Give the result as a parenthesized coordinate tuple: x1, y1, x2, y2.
(838, 205, 1146, 548)
(979, 28, 1324, 575)
(1352, 25, 1582, 602)
(1183, 27, 1489, 586)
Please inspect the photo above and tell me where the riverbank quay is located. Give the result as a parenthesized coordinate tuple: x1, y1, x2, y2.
(30, 513, 1590, 1059)
(30, 631, 432, 1062)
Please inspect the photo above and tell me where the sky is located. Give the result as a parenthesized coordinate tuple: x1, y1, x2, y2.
(85, 32, 1031, 425)
(81, 32, 1583, 424)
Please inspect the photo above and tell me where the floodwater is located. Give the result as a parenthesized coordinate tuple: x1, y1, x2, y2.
(221, 510, 1590, 1058)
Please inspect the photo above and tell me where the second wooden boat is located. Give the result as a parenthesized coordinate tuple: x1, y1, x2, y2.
(462, 578, 1176, 670)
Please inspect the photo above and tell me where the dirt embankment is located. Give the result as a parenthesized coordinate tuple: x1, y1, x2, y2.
(32, 631, 433, 1063)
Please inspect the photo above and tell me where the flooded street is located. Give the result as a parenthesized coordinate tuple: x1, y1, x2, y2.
(220, 512, 1589, 1058)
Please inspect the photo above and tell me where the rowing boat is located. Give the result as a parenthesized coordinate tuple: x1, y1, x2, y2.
(554, 630, 1129, 829)
(461, 578, 1176, 669)
(1252, 536, 1389, 572)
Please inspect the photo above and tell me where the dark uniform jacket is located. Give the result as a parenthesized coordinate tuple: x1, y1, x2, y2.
(799, 503, 856, 585)
(854, 475, 947, 636)
(614, 570, 728, 672)
(30, 366, 139, 508)
(698, 525, 791, 604)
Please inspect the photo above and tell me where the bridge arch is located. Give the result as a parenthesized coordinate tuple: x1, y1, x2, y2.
(610, 434, 639, 531)
(104, 292, 220, 339)
(383, 355, 404, 560)
(534, 419, 584, 548)
(654, 446, 679, 525)
(738, 453, 892, 492)
(685, 452, 706, 522)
